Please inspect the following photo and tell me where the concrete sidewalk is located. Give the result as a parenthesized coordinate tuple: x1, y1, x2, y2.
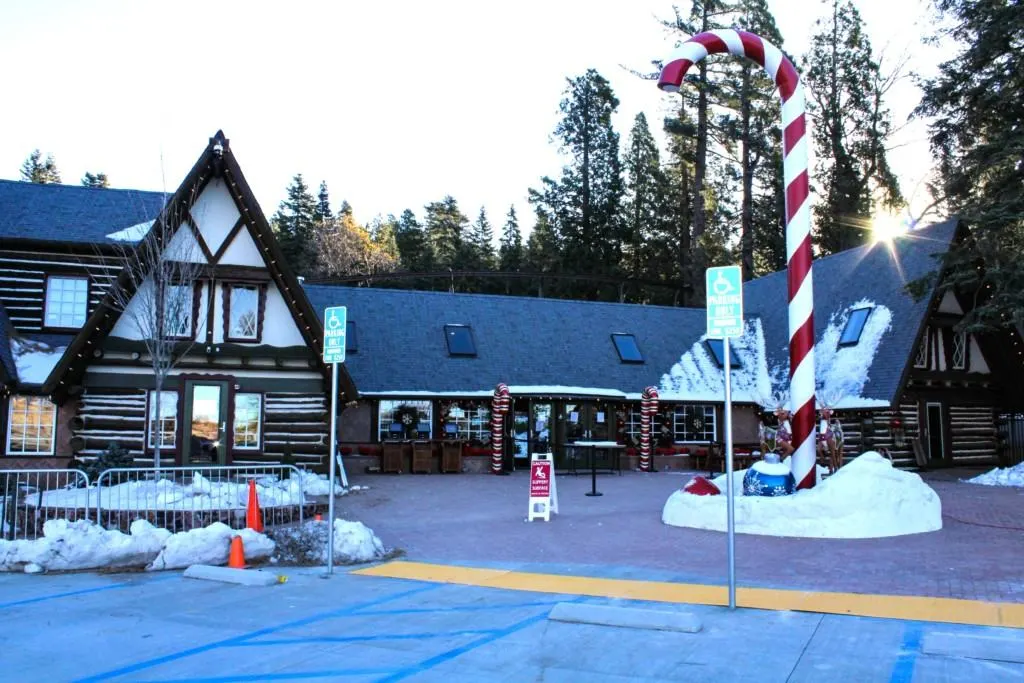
(2, 568, 1022, 682)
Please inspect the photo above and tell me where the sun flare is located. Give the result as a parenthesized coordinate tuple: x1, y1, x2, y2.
(871, 211, 910, 244)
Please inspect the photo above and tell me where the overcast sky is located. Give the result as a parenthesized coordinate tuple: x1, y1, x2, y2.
(1, 0, 947, 233)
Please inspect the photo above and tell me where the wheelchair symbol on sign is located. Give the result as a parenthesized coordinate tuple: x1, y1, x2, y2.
(327, 311, 342, 330)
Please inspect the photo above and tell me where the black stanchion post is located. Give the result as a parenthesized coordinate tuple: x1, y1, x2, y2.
(586, 445, 602, 497)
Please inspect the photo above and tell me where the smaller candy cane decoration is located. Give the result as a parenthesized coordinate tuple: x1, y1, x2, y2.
(658, 29, 817, 490)
(639, 386, 659, 471)
(490, 383, 511, 474)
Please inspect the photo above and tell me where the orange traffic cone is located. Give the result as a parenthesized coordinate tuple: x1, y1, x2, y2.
(246, 480, 264, 532)
(314, 513, 322, 521)
(228, 536, 246, 569)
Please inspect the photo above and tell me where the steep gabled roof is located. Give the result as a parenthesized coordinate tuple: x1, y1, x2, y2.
(0, 179, 166, 245)
(744, 218, 959, 408)
(302, 285, 743, 400)
(42, 132, 357, 401)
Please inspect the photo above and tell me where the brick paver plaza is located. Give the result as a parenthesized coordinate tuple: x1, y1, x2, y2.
(336, 467, 1024, 603)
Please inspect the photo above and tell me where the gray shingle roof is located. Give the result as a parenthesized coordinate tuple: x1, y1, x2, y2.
(743, 218, 957, 407)
(0, 179, 166, 244)
(302, 286, 716, 397)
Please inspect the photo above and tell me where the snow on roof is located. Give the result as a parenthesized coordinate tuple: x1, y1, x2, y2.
(106, 220, 154, 242)
(659, 319, 774, 407)
(10, 337, 66, 385)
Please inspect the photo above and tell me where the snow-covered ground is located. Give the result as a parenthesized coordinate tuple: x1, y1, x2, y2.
(29, 470, 360, 511)
(0, 516, 386, 573)
(10, 338, 66, 385)
(965, 462, 1024, 487)
(663, 452, 942, 539)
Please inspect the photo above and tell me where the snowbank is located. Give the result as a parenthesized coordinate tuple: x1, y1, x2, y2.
(270, 519, 386, 566)
(0, 520, 275, 573)
(33, 471, 352, 511)
(663, 452, 942, 539)
(10, 338, 67, 385)
(965, 462, 1024, 487)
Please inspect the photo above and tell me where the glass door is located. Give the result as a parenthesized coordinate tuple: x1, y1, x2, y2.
(183, 381, 230, 465)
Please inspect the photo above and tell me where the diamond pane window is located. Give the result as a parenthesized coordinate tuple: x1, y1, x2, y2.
(839, 307, 873, 346)
(6, 396, 56, 455)
(611, 334, 644, 363)
(914, 329, 929, 368)
(44, 277, 88, 328)
(705, 339, 743, 369)
(163, 284, 193, 338)
(952, 330, 967, 370)
(233, 393, 262, 449)
(229, 285, 259, 340)
(444, 325, 476, 356)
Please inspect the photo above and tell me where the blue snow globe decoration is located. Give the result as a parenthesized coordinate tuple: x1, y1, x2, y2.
(742, 453, 795, 497)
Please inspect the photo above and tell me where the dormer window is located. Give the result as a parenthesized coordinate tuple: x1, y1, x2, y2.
(611, 334, 643, 363)
(839, 307, 872, 346)
(44, 276, 88, 329)
(706, 339, 743, 369)
(225, 284, 264, 342)
(444, 324, 476, 357)
(952, 330, 967, 370)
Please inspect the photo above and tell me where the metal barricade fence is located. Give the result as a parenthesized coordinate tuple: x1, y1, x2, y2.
(94, 465, 309, 534)
(1, 469, 92, 541)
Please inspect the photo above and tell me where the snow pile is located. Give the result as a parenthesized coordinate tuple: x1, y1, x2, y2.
(147, 523, 273, 570)
(106, 220, 154, 242)
(660, 319, 773, 405)
(10, 338, 67, 385)
(0, 519, 275, 573)
(663, 452, 942, 538)
(270, 519, 386, 566)
(35, 472, 319, 511)
(965, 462, 1024, 487)
(294, 470, 343, 496)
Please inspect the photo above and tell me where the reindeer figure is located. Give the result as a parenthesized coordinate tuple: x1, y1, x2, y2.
(816, 406, 845, 474)
(772, 406, 795, 457)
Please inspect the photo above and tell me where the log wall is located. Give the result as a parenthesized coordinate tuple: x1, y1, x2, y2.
(70, 390, 148, 462)
(837, 400, 921, 468)
(246, 392, 329, 467)
(948, 404, 998, 465)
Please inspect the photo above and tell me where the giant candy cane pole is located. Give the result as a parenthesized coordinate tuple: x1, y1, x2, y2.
(639, 386, 659, 472)
(659, 30, 817, 489)
(490, 383, 510, 474)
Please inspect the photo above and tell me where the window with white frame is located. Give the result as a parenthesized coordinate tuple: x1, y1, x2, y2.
(162, 284, 193, 338)
(233, 393, 262, 449)
(147, 391, 178, 449)
(624, 406, 644, 445)
(44, 276, 88, 328)
(444, 403, 490, 443)
(952, 330, 967, 370)
(6, 396, 57, 455)
(672, 404, 717, 442)
(378, 400, 432, 441)
(228, 285, 260, 341)
(914, 329, 929, 369)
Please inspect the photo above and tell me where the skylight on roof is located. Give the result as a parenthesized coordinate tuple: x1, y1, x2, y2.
(611, 334, 644, 363)
(444, 324, 477, 357)
(838, 307, 873, 346)
(705, 339, 743, 369)
(346, 321, 357, 353)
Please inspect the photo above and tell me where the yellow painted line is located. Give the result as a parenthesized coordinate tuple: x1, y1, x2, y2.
(352, 560, 1024, 629)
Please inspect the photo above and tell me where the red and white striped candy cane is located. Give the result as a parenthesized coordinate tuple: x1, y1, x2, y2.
(490, 383, 510, 474)
(639, 386, 659, 472)
(658, 30, 816, 490)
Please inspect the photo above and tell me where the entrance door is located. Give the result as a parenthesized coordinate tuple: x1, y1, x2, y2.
(183, 380, 230, 465)
(924, 402, 946, 462)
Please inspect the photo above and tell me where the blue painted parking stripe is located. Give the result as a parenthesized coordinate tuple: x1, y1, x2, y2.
(0, 574, 178, 610)
(140, 667, 397, 682)
(889, 622, 923, 683)
(227, 628, 501, 647)
(73, 583, 442, 683)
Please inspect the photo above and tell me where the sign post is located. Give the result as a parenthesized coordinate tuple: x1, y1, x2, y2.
(706, 265, 743, 610)
(527, 452, 558, 522)
(322, 305, 347, 575)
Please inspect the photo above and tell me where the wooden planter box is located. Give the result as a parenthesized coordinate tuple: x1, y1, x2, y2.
(441, 441, 463, 473)
(412, 441, 437, 474)
(381, 441, 409, 473)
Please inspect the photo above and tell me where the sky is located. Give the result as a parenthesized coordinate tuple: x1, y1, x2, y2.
(0, 0, 949, 235)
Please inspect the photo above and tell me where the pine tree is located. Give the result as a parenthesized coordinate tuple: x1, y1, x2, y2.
(20, 150, 61, 184)
(424, 196, 468, 270)
(913, 0, 1024, 331)
(271, 174, 319, 276)
(524, 208, 562, 296)
(804, 0, 903, 254)
(394, 208, 433, 275)
(369, 215, 401, 262)
(530, 69, 624, 299)
(498, 205, 524, 272)
(467, 208, 496, 271)
(317, 181, 332, 222)
(81, 172, 110, 188)
(622, 113, 670, 300)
